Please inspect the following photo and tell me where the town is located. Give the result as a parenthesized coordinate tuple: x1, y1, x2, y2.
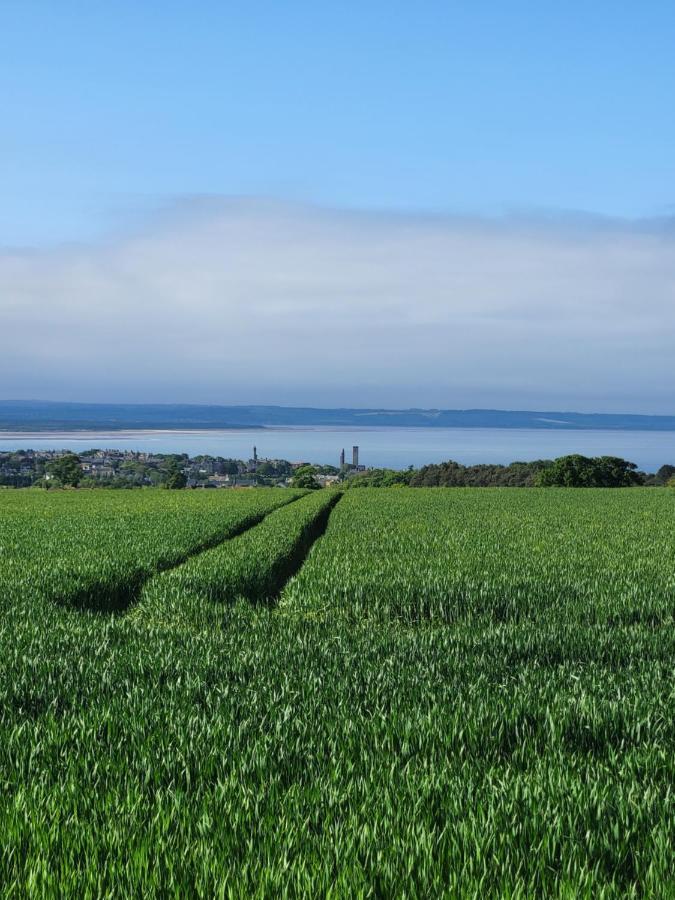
(0, 445, 368, 489)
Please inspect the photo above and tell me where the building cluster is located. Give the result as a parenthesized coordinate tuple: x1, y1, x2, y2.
(246, 446, 344, 487)
(0, 445, 369, 488)
(340, 445, 367, 472)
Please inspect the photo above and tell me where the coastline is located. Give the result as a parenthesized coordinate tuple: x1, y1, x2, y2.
(0, 428, 271, 440)
(0, 425, 672, 471)
(4, 421, 675, 439)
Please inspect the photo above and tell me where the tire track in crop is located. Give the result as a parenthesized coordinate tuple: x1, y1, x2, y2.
(130, 491, 343, 630)
(264, 490, 342, 606)
(70, 493, 306, 614)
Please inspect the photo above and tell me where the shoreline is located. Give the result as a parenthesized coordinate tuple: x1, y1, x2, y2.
(0, 428, 277, 440)
(2, 423, 675, 441)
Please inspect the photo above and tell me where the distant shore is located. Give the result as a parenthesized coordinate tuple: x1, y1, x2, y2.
(0, 428, 269, 440)
(3, 402, 675, 433)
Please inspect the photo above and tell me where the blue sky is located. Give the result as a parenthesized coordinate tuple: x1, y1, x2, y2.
(1, 3, 674, 411)
(3, 1, 675, 244)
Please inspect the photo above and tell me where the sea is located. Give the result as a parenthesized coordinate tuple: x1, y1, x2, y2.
(1, 426, 674, 472)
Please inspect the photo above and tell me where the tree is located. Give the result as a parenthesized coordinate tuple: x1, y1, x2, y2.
(291, 466, 321, 490)
(536, 455, 641, 488)
(594, 456, 642, 486)
(164, 463, 187, 489)
(347, 468, 412, 488)
(46, 453, 82, 487)
(655, 464, 675, 485)
(221, 459, 241, 475)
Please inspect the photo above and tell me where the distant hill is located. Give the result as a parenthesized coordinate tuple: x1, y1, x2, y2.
(1, 401, 675, 432)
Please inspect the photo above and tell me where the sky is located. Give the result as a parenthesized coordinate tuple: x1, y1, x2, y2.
(2, 2, 675, 412)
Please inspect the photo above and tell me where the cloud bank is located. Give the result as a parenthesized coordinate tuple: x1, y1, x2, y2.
(2, 199, 674, 412)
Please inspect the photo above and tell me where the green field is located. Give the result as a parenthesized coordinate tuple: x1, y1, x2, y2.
(0, 487, 673, 897)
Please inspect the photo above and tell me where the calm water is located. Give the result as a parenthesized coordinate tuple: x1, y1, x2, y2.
(1, 427, 674, 472)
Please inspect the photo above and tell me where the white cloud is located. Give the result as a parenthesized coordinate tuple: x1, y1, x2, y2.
(2, 199, 674, 411)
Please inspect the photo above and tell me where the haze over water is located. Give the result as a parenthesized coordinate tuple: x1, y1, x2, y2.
(1, 427, 673, 473)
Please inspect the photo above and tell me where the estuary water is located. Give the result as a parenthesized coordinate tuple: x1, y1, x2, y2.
(1, 427, 674, 472)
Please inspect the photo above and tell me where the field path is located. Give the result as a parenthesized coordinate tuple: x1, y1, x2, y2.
(132, 490, 342, 629)
(0, 488, 303, 614)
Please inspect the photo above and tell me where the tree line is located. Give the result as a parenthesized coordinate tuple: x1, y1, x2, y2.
(346, 456, 675, 489)
(4, 452, 674, 490)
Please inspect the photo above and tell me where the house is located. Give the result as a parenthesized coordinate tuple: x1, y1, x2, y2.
(206, 474, 231, 488)
(316, 474, 341, 487)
